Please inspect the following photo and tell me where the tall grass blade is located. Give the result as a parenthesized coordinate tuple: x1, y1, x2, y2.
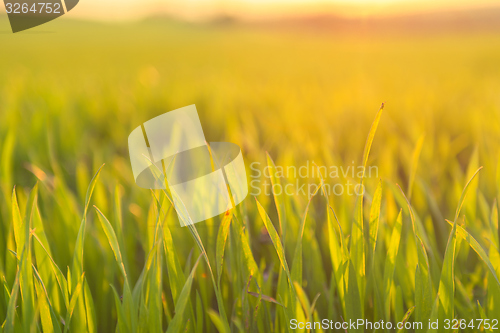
(383, 210, 403, 324)
(266, 153, 286, 241)
(207, 309, 230, 333)
(71, 164, 104, 290)
(291, 184, 320, 287)
(345, 259, 363, 333)
(369, 179, 382, 265)
(445, 220, 500, 287)
(5, 252, 22, 333)
(216, 212, 232, 285)
(166, 254, 201, 333)
(20, 183, 38, 332)
(407, 134, 425, 199)
(94, 206, 136, 331)
(256, 198, 296, 326)
(396, 306, 415, 333)
(351, 104, 384, 308)
(63, 272, 85, 333)
(110, 285, 130, 333)
(32, 233, 69, 309)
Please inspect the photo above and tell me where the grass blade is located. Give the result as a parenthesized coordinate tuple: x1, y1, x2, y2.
(166, 254, 202, 333)
(351, 104, 384, 308)
(407, 134, 425, 199)
(383, 210, 403, 324)
(453, 166, 483, 223)
(256, 198, 296, 326)
(5, 252, 22, 333)
(63, 273, 85, 333)
(216, 212, 232, 285)
(110, 285, 130, 333)
(94, 206, 136, 331)
(291, 184, 320, 287)
(207, 309, 230, 333)
(445, 220, 500, 287)
(266, 153, 286, 241)
(369, 179, 382, 266)
(396, 306, 415, 333)
(21, 183, 38, 332)
(345, 259, 362, 333)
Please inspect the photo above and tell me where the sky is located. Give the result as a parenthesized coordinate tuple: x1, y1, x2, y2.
(4, 0, 500, 20)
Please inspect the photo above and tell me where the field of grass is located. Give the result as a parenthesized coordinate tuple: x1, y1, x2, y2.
(1, 17, 500, 332)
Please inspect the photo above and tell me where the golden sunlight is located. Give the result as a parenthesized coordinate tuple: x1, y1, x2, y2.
(70, 0, 500, 20)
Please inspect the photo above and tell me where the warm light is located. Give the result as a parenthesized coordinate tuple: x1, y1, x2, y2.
(69, 0, 500, 21)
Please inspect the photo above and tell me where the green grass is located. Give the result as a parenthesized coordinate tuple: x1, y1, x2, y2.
(1, 18, 500, 332)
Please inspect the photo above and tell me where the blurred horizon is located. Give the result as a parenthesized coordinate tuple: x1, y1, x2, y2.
(2, 0, 500, 21)
(3, 1, 500, 36)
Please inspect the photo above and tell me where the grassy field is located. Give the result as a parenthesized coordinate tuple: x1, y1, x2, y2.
(1, 17, 500, 332)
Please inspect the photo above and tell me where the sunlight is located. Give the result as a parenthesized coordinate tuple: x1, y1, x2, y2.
(70, 0, 500, 20)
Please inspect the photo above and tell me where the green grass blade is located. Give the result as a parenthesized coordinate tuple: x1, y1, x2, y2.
(63, 273, 85, 333)
(195, 292, 203, 333)
(246, 276, 282, 306)
(350, 104, 384, 310)
(147, 246, 163, 333)
(434, 166, 483, 321)
(407, 134, 425, 199)
(233, 211, 260, 279)
(293, 282, 312, 321)
(399, 185, 435, 325)
(11, 187, 24, 260)
(5, 252, 22, 333)
(445, 220, 500, 287)
(490, 200, 499, 249)
(33, 266, 59, 333)
(369, 179, 382, 265)
(32, 201, 63, 329)
(162, 213, 187, 303)
(396, 306, 415, 333)
(21, 183, 38, 332)
(345, 259, 363, 333)
(186, 222, 230, 331)
(110, 285, 131, 333)
(216, 212, 232, 285)
(152, 172, 230, 331)
(291, 184, 320, 287)
(453, 166, 483, 223)
(83, 281, 97, 333)
(266, 153, 286, 240)
(383, 210, 403, 324)
(256, 198, 296, 322)
(94, 206, 128, 281)
(71, 164, 104, 290)
(437, 221, 457, 320)
(207, 309, 230, 333)
(349, 194, 365, 315)
(361, 103, 384, 174)
(1, 130, 15, 199)
(326, 205, 347, 317)
(477, 300, 487, 320)
(166, 254, 201, 333)
(32, 233, 69, 309)
(487, 246, 500, 319)
(68, 165, 103, 332)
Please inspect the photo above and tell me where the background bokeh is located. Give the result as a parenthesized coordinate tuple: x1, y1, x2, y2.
(1, 4, 500, 332)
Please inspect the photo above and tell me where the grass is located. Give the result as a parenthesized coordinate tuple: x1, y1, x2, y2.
(1, 18, 500, 332)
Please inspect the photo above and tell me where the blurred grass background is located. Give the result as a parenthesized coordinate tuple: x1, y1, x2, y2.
(1, 13, 500, 332)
